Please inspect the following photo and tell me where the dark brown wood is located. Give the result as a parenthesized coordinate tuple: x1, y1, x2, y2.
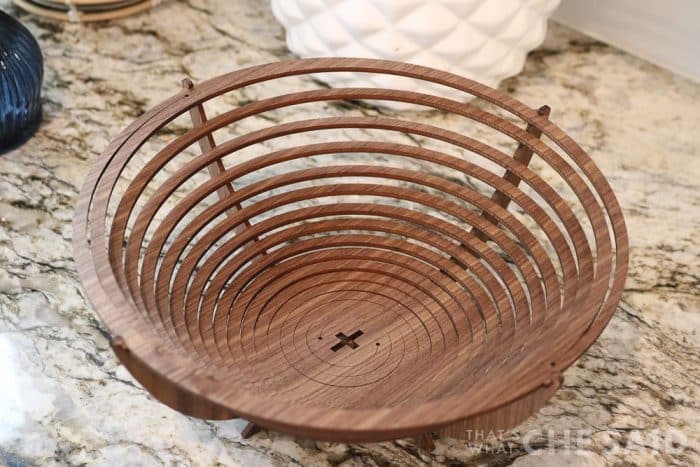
(241, 422, 263, 439)
(473, 105, 551, 241)
(12, 0, 156, 21)
(72, 58, 628, 444)
(414, 433, 435, 451)
(182, 77, 247, 226)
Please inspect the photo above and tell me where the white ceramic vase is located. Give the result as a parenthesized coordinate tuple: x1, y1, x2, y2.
(271, 0, 560, 106)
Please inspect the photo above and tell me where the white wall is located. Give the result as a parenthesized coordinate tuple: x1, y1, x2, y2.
(553, 0, 700, 82)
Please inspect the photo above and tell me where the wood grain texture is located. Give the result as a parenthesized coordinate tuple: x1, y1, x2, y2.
(12, 0, 156, 22)
(72, 58, 628, 443)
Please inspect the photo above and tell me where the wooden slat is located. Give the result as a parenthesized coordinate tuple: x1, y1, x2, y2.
(182, 77, 249, 232)
(472, 105, 551, 241)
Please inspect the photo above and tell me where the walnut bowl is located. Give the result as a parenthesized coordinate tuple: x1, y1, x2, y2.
(73, 58, 628, 444)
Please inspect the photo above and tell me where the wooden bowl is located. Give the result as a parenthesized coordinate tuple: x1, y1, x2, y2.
(13, 0, 157, 22)
(73, 58, 628, 445)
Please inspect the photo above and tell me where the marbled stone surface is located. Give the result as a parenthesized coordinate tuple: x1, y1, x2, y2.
(0, 1, 698, 466)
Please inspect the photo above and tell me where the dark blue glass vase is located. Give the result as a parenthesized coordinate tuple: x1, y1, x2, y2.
(0, 11, 43, 154)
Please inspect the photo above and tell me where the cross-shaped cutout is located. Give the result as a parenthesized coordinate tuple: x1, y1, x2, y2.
(330, 330, 363, 352)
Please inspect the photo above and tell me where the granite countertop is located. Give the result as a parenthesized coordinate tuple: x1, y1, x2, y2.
(0, 1, 698, 466)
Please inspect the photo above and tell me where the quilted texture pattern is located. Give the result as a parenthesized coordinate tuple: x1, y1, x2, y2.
(272, 0, 559, 106)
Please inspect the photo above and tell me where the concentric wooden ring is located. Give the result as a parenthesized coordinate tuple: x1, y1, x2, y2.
(13, 0, 157, 22)
(73, 58, 628, 442)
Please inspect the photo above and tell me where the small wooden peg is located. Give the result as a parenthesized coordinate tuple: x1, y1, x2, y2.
(241, 422, 263, 439)
(414, 432, 435, 451)
(181, 77, 194, 90)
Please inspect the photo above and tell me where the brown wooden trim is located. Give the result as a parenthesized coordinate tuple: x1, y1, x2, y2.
(12, 0, 156, 22)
